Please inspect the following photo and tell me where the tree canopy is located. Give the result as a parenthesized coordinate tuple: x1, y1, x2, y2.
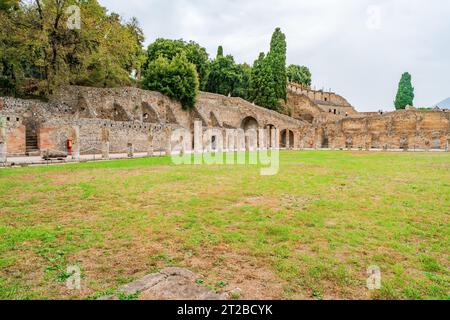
(145, 38, 209, 89)
(394, 72, 414, 110)
(0, 0, 144, 96)
(287, 64, 312, 86)
(204, 46, 251, 100)
(142, 53, 199, 109)
(247, 28, 288, 111)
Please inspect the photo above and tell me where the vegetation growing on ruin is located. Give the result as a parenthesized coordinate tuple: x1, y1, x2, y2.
(395, 72, 415, 110)
(0, 151, 448, 300)
(142, 53, 199, 109)
(204, 47, 251, 100)
(287, 65, 312, 87)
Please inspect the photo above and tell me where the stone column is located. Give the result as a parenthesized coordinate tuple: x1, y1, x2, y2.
(101, 127, 110, 160)
(259, 128, 267, 151)
(127, 143, 134, 158)
(271, 128, 279, 150)
(237, 129, 246, 152)
(102, 142, 110, 160)
(72, 126, 80, 161)
(194, 121, 203, 154)
(165, 128, 172, 156)
(147, 134, 154, 157)
(0, 117, 7, 163)
(286, 130, 291, 150)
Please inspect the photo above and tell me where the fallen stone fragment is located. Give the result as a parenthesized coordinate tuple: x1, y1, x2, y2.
(98, 267, 226, 301)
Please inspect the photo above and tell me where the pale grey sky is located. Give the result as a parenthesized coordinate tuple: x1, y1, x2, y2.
(99, 0, 450, 111)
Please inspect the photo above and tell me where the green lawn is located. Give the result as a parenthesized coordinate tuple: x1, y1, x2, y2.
(0, 151, 449, 300)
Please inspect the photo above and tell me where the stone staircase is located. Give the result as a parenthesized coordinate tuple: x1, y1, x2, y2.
(26, 130, 39, 156)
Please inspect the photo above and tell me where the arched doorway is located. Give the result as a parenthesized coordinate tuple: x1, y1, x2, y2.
(241, 116, 259, 131)
(280, 130, 294, 149)
(241, 116, 259, 151)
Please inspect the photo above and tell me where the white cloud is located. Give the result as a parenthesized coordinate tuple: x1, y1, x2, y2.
(99, 0, 450, 111)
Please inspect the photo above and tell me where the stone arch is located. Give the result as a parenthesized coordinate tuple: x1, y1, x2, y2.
(241, 116, 259, 131)
(280, 129, 294, 149)
(141, 102, 160, 123)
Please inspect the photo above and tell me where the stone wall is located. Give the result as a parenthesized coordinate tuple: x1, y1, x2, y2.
(0, 86, 309, 157)
(1, 85, 449, 157)
(320, 110, 450, 150)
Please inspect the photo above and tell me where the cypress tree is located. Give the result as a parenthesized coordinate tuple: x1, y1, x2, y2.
(394, 72, 414, 110)
(217, 45, 224, 58)
(267, 27, 287, 102)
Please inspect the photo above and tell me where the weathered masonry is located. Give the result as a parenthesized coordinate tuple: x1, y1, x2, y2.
(0, 85, 449, 159)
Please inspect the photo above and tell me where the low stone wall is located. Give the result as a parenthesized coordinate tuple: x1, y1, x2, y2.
(320, 110, 450, 150)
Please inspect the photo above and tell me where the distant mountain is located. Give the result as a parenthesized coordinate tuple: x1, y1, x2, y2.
(432, 97, 450, 109)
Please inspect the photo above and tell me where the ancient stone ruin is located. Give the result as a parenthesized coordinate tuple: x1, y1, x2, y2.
(0, 84, 449, 160)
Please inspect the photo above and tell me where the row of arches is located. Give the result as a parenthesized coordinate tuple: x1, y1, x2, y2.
(241, 116, 295, 149)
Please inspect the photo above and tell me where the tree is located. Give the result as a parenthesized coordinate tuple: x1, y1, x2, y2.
(287, 64, 311, 86)
(233, 63, 252, 100)
(216, 45, 223, 58)
(204, 47, 252, 100)
(267, 27, 287, 101)
(145, 38, 209, 89)
(394, 72, 414, 110)
(142, 53, 199, 109)
(249, 52, 278, 110)
(0, 0, 144, 96)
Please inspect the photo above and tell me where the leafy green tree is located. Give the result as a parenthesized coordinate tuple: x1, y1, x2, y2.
(267, 27, 287, 101)
(287, 64, 311, 86)
(145, 38, 209, 88)
(216, 46, 223, 58)
(249, 52, 278, 110)
(204, 47, 251, 100)
(394, 72, 414, 110)
(142, 53, 199, 109)
(0, 0, 143, 96)
(233, 63, 252, 100)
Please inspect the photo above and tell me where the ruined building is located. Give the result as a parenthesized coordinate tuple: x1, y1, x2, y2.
(0, 83, 449, 161)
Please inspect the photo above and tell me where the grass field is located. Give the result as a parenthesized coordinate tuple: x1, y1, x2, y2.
(0, 151, 449, 300)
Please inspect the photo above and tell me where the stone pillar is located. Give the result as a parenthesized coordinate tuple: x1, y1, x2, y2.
(72, 126, 80, 161)
(194, 121, 203, 154)
(102, 142, 110, 160)
(0, 117, 7, 163)
(147, 134, 154, 157)
(246, 129, 258, 152)
(259, 129, 267, 151)
(165, 129, 172, 156)
(271, 128, 279, 150)
(127, 143, 134, 158)
(286, 130, 290, 150)
(101, 127, 110, 160)
(237, 129, 246, 152)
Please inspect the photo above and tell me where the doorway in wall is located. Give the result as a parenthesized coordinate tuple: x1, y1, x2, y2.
(25, 122, 39, 155)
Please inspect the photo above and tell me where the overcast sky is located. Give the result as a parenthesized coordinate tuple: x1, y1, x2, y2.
(99, 0, 449, 111)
